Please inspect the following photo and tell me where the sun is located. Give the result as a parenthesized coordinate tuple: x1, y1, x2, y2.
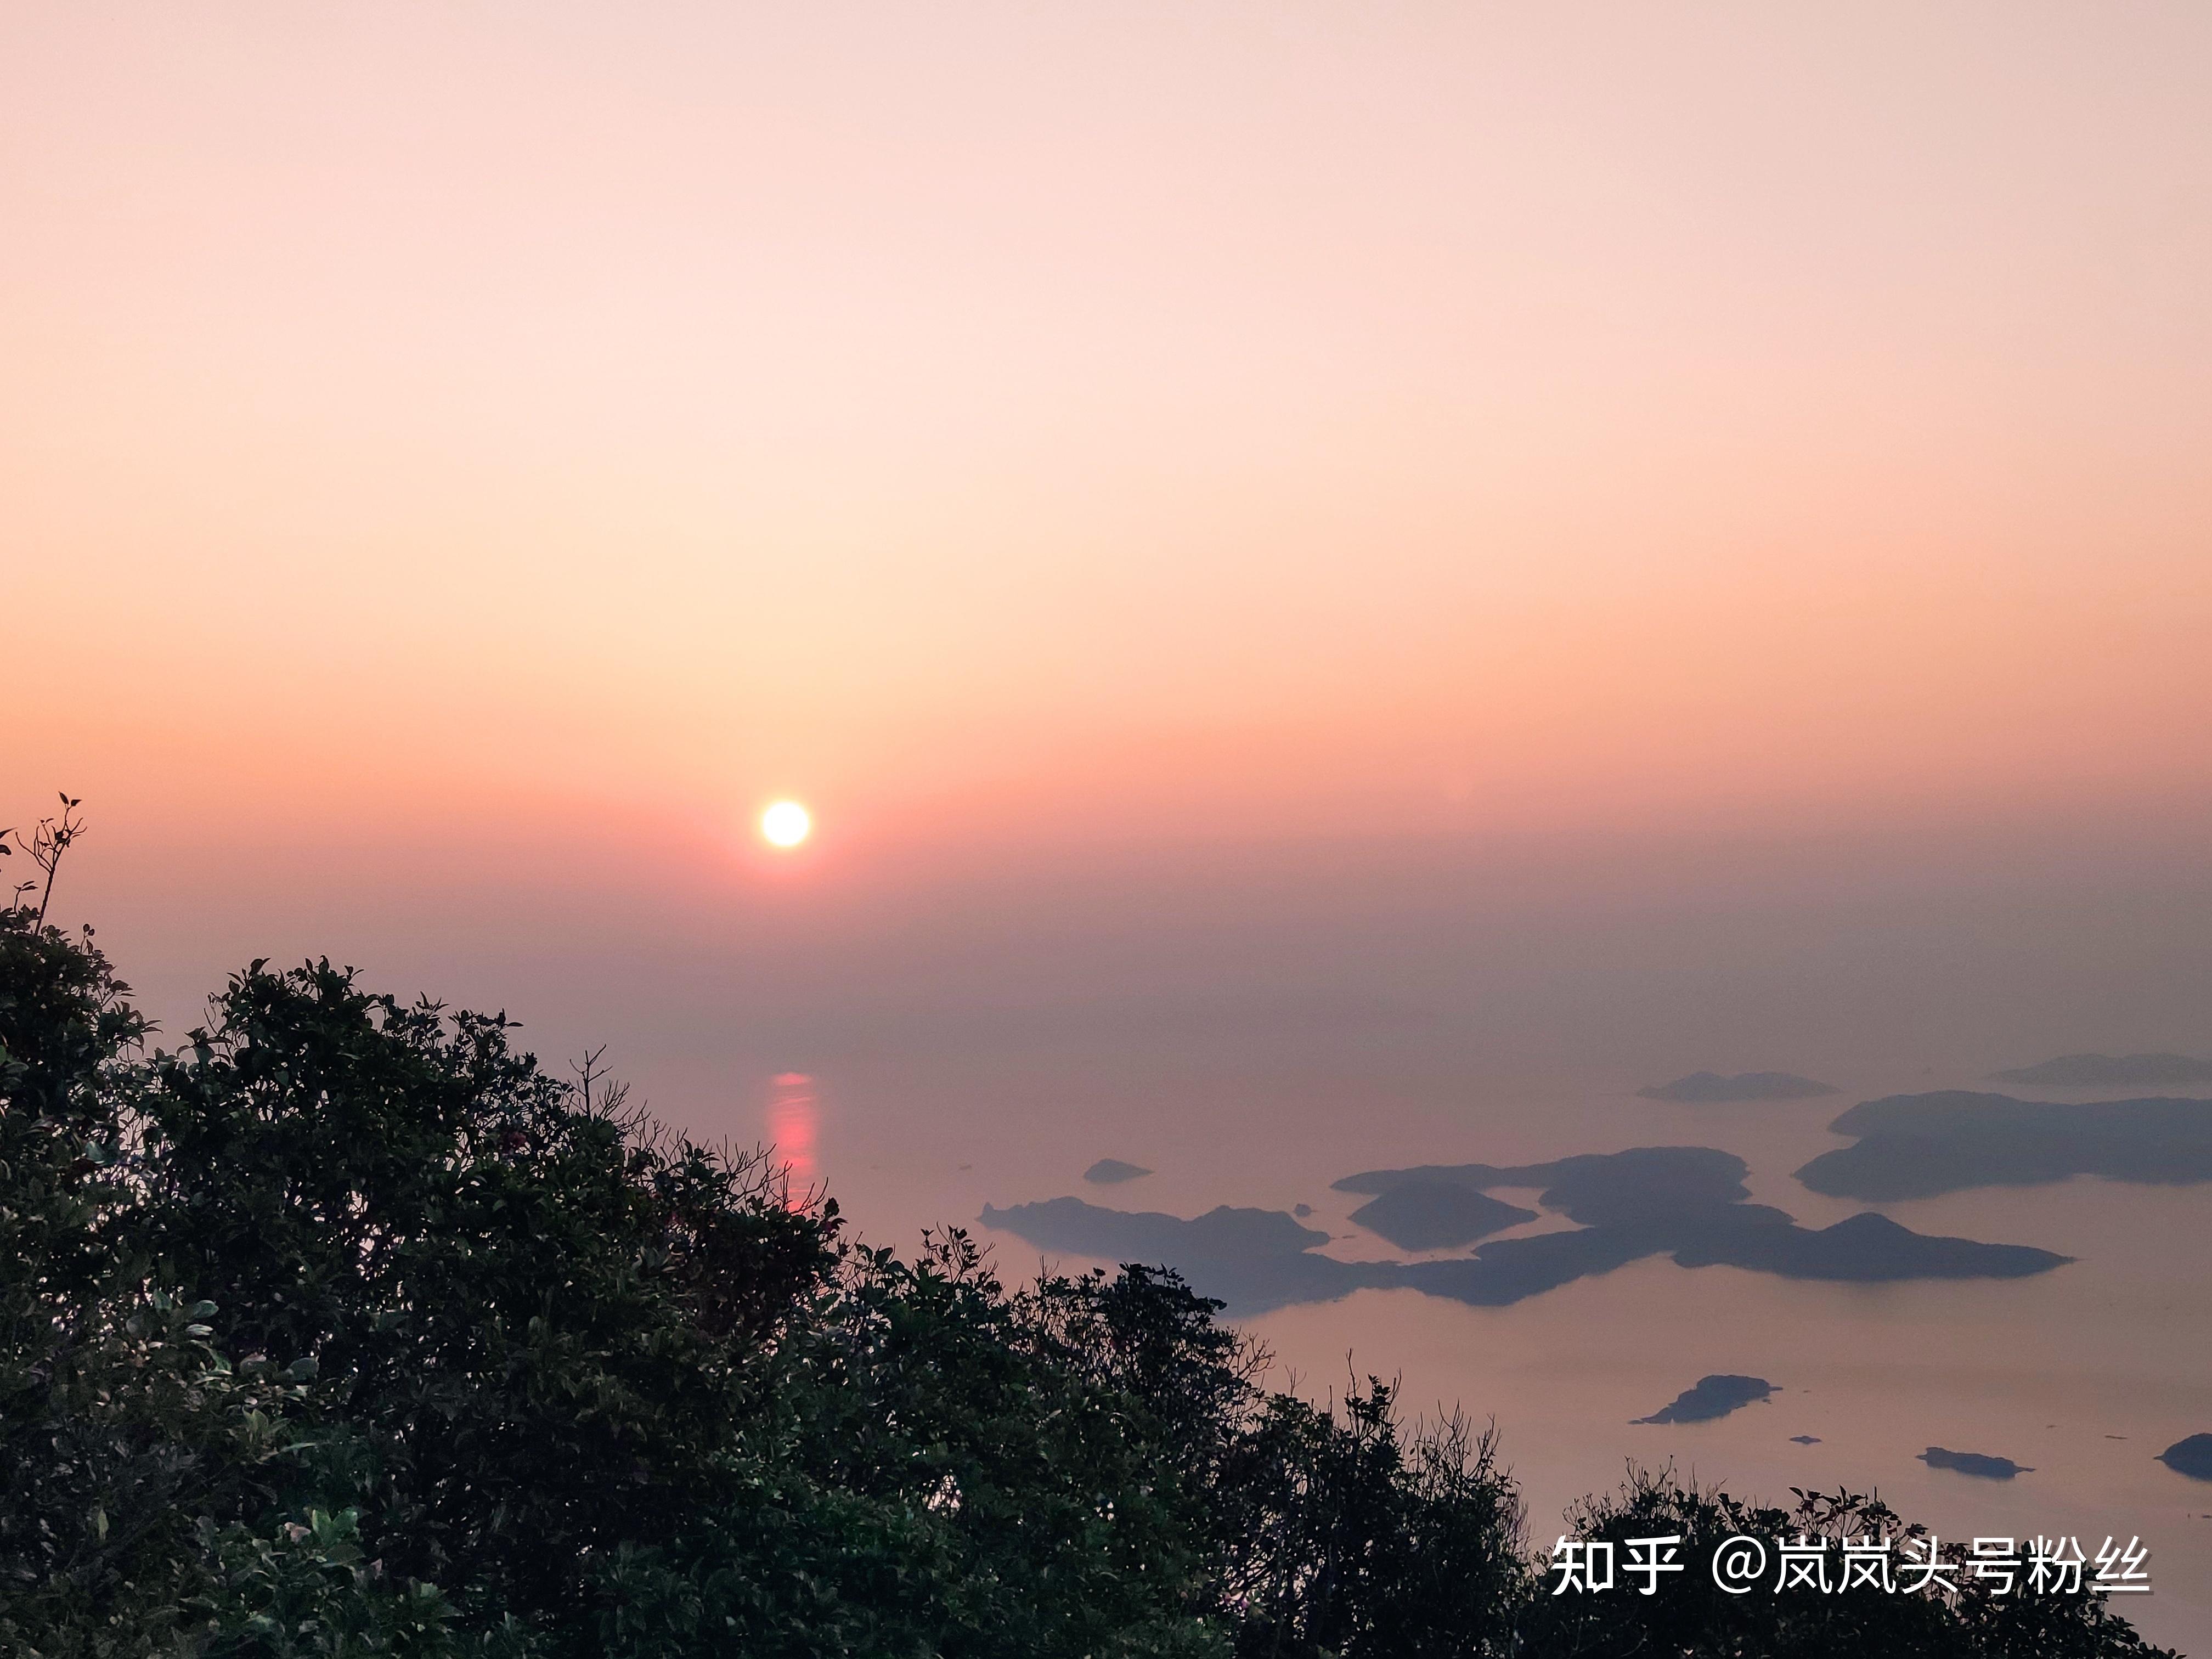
(759, 799, 812, 848)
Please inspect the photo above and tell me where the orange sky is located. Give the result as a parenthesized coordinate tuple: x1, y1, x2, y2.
(5, 2, 2210, 883)
(15, 26, 2212, 1642)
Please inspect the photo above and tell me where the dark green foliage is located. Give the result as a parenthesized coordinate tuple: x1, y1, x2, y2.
(124, 958, 837, 1625)
(1216, 1386, 1524, 1658)
(0, 893, 2174, 1658)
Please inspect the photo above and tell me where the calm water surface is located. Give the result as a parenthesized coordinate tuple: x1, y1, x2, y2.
(755, 1054, 2212, 1654)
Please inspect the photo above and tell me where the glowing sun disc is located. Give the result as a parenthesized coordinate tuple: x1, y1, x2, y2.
(760, 800, 812, 848)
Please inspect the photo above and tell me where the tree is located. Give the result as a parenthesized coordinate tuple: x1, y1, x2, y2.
(0, 835, 2175, 1657)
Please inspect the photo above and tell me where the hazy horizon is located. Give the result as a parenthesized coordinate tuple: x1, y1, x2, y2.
(7, 2, 2212, 1649)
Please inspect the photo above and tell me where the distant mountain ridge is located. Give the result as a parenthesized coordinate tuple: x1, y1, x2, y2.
(1795, 1090, 2212, 1200)
(1638, 1070, 1837, 1103)
(1990, 1052, 2212, 1087)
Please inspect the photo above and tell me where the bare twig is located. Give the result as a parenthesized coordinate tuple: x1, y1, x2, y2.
(571, 1043, 610, 1113)
(7, 794, 86, 923)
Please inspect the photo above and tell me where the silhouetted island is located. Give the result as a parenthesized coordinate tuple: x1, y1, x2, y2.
(1638, 1071, 1837, 1103)
(1790, 1435, 1822, 1445)
(982, 1146, 2068, 1317)
(1991, 1053, 2212, 1088)
(1334, 1146, 1754, 1216)
(1083, 1158, 1153, 1184)
(2157, 1435, 2212, 1481)
(1633, 1375, 1773, 1424)
(979, 1197, 1373, 1314)
(1795, 1091, 2212, 1200)
(7, 836, 2174, 1658)
(1348, 1181, 1536, 1250)
(1920, 1447, 2032, 1480)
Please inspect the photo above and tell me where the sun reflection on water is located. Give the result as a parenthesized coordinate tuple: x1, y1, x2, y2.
(766, 1071, 819, 1204)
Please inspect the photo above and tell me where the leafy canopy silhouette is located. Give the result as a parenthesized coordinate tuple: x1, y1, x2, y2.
(0, 809, 2170, 1657)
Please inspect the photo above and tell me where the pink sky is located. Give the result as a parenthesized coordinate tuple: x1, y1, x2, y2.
(5, 2, 2209, 1047)
(13, 21, 2212, 1644)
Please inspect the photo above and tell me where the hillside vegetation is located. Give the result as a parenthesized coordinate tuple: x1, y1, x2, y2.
(0, 828, 2170, 1657)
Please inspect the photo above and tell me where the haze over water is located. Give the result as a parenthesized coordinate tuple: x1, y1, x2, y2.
(8, 2, 2211, 1649)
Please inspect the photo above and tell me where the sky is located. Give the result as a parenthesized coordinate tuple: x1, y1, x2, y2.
(5, 1, 2211, 1098)
(14, 16, 2212, 1641)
